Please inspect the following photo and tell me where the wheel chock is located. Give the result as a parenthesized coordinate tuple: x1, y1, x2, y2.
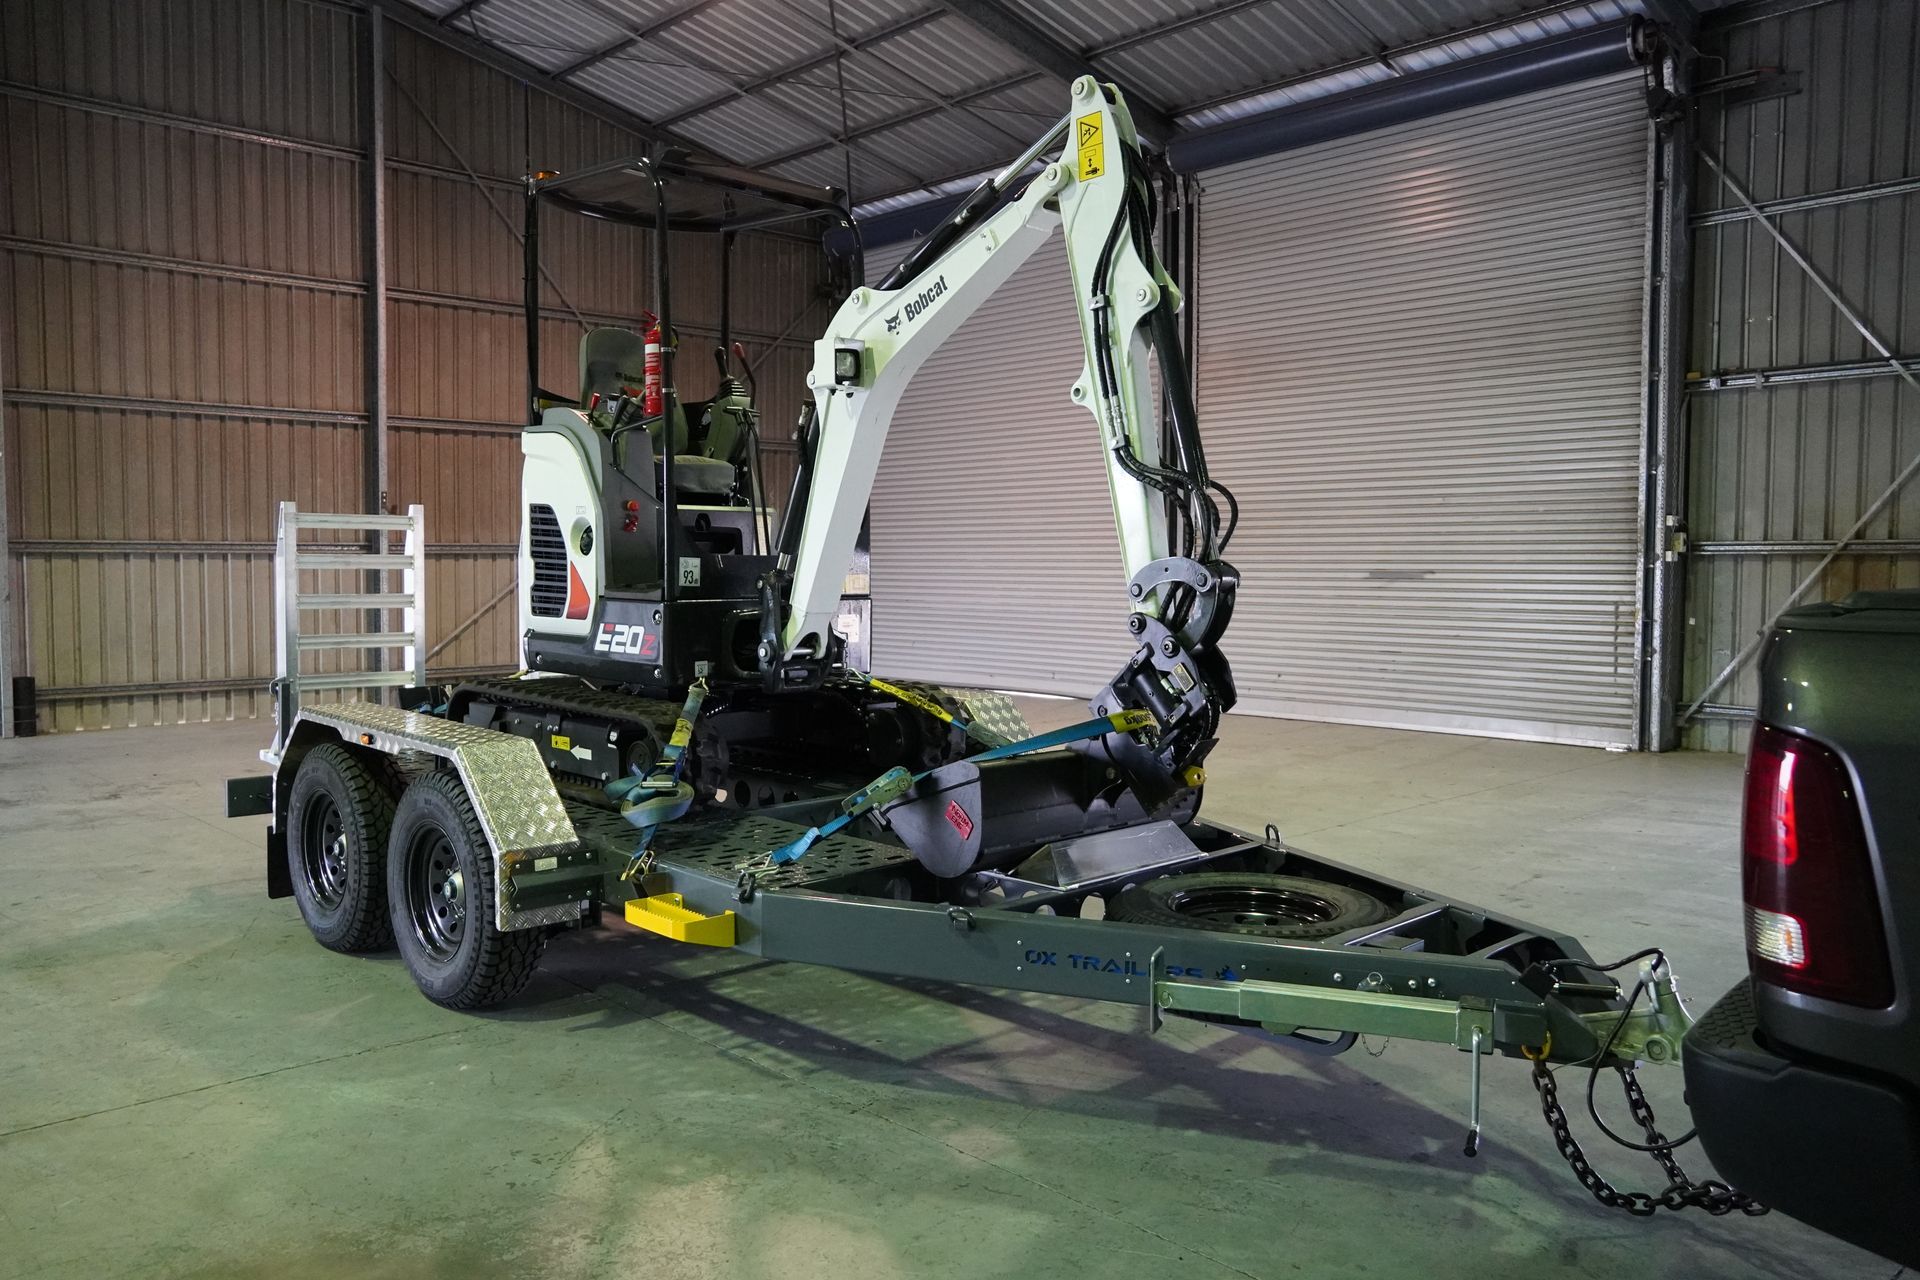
(624, 892, 736, 947)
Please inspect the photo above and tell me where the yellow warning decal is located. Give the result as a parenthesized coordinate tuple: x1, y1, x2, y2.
(1075, 111, 1104, 180)
(669, 718, 694, 749)
(550, 733, 571, 751)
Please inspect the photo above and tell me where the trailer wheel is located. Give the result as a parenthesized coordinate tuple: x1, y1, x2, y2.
(386, 771, 547, 1009)
(286, 743, 397, 952)
(1110, 872, 1388, 940)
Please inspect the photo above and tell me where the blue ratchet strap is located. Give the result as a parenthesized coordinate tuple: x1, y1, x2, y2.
(852, 671, 1010, 748)
(763, 708, 1156, 866)
(611, 677, 710, 875)
(607, 676, 708, 805)
(766, 766, 918, 865)
(618, 784, 698, 831)
(952, 708, 1154, 766)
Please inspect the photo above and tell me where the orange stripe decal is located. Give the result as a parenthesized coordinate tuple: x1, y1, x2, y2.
(565, 562, 591, 619)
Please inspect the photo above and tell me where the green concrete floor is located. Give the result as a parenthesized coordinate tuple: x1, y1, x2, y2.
(0, 704, 1903, 1280)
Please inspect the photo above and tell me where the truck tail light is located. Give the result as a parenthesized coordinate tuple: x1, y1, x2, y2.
(1741, 724, 1893, 1007)
(1744, 904, 1807, 968)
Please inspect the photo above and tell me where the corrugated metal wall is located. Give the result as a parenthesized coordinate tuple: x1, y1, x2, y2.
(0, 0, 827, 732)
(1, 0, 367, 732)
(1680, 0, 1920, 750)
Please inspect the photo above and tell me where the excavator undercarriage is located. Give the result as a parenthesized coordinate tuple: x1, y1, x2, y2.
(448, 673, 1020, 814)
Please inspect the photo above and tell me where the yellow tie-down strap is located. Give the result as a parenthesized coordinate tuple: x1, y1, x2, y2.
(625, 892, 736, 947)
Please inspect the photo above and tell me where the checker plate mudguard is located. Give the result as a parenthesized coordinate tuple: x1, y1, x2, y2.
(285, 703, 582, 931)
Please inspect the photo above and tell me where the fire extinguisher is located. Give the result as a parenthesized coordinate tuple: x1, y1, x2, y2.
(640, 310, 664, 418)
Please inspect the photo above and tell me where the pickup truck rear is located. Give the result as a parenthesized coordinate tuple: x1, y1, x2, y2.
(1685, 589, 1920, 1269)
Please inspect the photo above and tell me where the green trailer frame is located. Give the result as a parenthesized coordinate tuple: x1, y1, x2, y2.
(233, 698, 1694, 1160)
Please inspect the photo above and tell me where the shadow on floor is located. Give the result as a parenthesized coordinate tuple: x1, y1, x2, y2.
(506, 921, 1733, 1233)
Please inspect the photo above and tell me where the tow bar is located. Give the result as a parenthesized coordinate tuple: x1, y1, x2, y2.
(1153, 947, 1763, 1214)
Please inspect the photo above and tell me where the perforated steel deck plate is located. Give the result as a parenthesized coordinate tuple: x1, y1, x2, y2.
(566, 798, 910, 893)
(671, 812, 912, 890)
(566, 801, 644, 856)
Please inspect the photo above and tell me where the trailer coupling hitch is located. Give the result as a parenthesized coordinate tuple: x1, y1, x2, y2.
(1152, 951, 1745, 1205)
(1522, 957, 1768, 1216)
(1583, 961, 1691, 1065)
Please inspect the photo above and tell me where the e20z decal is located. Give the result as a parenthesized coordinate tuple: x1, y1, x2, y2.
(594, 622, 658, 659)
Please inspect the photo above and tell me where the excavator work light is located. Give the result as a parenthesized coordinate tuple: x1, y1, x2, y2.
(833, 344, 862, 386)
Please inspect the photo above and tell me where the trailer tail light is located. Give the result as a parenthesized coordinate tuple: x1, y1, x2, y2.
(1741, 724, 1893, 1007)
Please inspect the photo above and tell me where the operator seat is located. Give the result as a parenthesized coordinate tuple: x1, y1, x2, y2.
(670, 455, 736, 501)
(578, 327, 737, 502)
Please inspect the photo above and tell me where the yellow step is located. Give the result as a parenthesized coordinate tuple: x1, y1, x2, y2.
(624, 892, 736, 947)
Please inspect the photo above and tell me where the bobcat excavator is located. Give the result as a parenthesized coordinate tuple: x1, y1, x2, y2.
(498, 74, 1235, 823)
(235, 78, 1748, 1217)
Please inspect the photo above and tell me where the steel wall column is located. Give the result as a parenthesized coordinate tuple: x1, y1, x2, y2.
(362, 8, 392, 677)
(363, 7, 391, 515)
(1, 357, 10, 740)
(1643, 69, 1696, 752)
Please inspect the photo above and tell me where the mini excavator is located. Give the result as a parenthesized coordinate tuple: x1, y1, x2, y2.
(470, 73, 1237, 843)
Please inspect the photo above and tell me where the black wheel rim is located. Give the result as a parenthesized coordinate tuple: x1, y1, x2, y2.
(299, 793, 348, 909)
(1162, 883, 1342, 928)
(404, 826, 466, 961)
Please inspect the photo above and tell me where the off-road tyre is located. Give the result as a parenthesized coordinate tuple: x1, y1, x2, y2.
(1110, 872, 1388, 941)
(286, 743, 397, 952)
(386, 771, 547, 1009)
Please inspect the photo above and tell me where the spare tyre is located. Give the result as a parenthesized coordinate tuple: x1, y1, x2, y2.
(1109, 872, 1388, 941)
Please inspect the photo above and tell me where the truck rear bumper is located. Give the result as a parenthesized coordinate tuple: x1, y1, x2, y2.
(1685, 978, 1920, 1268)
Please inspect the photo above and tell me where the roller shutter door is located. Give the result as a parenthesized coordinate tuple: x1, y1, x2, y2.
(860, 237, 1131, 692)
(1194, 75, 1649, 746)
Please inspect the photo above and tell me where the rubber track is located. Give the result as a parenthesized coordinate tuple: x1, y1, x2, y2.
(455, 677, 685, 788)
(456, 676, 682, 737)
(458, 674, 973, 736)
(455, 674, 1000, 789)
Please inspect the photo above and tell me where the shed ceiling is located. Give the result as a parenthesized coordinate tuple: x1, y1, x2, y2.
(393, 0, 1730, 212)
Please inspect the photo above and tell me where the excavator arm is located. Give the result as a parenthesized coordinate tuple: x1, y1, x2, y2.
(773, 76, 1239, 793)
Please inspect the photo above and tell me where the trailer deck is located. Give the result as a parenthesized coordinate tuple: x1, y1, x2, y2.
(236, 691, 1694, 1165)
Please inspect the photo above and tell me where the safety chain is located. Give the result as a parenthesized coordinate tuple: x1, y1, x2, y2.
(1530, 1059, 1768, 1217)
